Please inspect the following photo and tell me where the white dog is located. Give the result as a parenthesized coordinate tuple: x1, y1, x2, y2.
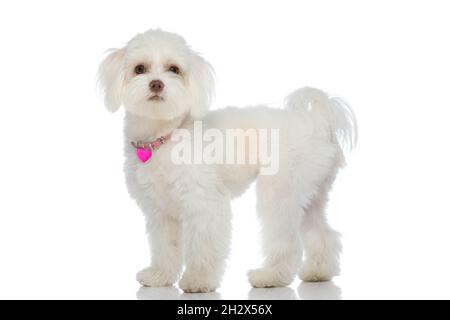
(98, 29, 357, 293)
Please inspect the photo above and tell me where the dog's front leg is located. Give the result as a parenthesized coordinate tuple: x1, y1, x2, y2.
(137, 213, 183, 287)
(178, 194, 232, 293)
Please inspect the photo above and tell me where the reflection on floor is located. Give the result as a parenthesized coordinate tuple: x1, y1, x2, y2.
(136, 286, 221, 300)
(136, 281, 341, 300)
(297, 282, 342, 300)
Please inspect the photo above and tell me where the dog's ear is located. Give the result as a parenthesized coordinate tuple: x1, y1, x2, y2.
(188, 54, 215, 119)
(98, 48, 126, 112)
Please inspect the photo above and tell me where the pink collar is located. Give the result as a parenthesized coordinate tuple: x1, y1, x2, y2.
(130, 133, 171, 163)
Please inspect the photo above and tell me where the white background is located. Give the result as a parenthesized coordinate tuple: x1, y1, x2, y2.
(0, 0, 449, 300)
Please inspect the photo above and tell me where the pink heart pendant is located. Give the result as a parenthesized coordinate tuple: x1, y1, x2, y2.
(136, 148, 152, 163)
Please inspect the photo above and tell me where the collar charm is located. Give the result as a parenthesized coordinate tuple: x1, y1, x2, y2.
(131, 134, 170, 164)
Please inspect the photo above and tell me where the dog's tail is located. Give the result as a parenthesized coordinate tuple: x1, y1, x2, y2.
(284, 87, 358, 165)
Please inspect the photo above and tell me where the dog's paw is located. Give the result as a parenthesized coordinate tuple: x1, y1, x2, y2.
(136, 266, 178, 287)
(299, 260, 339, 282)
(178, 270, 219, 293)
(247, 267, 294, 288)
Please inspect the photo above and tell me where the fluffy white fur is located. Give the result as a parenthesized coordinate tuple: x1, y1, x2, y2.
(98, 29, 357, 293)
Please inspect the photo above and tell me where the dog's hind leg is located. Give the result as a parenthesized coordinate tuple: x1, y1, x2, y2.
(299, 168, 342, 282)
(248, 176, 304, 287)
(248, 142, 337, 288)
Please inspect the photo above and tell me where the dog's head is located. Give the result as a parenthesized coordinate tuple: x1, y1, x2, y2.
(98, 29, 214, 120)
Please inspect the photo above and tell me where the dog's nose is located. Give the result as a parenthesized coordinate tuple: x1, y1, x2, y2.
(149, 80, 164, 93)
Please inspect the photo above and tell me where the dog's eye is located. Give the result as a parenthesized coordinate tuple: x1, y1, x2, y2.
(134, 65, 147, 75)
(168, 65, 180, 74)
